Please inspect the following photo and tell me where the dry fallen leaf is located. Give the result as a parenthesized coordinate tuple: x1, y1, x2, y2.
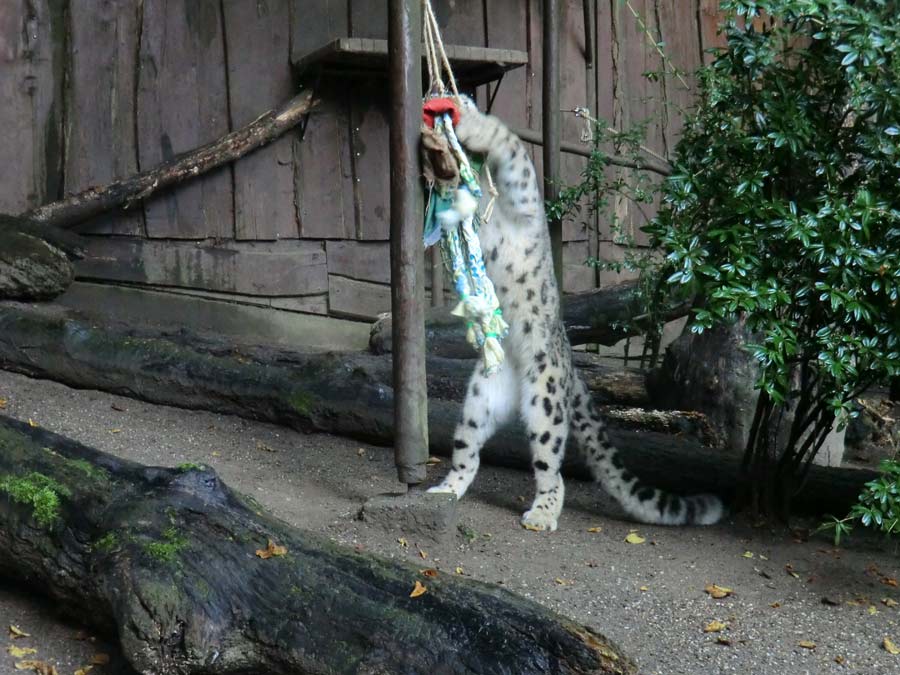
(108, 428, 122, 434)
(426, 456, 442, 465)
(798, 641, 816, 650)
(785, 564, 801, 580)
(704, 584, 734, 599)
(715, 637, 732, 646)
(522, 522, 542, 532)
(74, 667, 94, 675)
(624, 532, 646, 545)
(883, 577, 898, 587)
(868, 605, 879, 615)
(9, 625, 30, 639)
(704, 620, 727, 633)
(834, 655, 846, 665)
(7, 646, 37, 658)
(255, 539, 287, 559)
(741, 551, 754, 559)
(418, 549, 428, 560)
(885, 637, 900, 655)
(455, 567, 465, 575)
(27, 419, 37, 428)
(0, 397, 7, 409)
(770, 601, 782, 608)
(410, 580, 427, 598)
(14, 661, 58, 675)
(89, 654, 110, 666)
(639, 586, 649, 592)
(555, 578, 573, 586)
(210, 451, 221, 457)
(397, 538, 409, 548)
(587, 526, 603, 533)
(420, 568, 439, 578)
(759, 554, 769, 561)
(883, 598, 899, 608)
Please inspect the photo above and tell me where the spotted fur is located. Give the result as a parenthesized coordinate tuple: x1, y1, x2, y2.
(428, 98, 723, 531)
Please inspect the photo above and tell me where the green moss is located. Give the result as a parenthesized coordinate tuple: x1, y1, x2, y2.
(67, 458, 109, 481)
(92, 532, 119, 553)
(0, 472, 71, 527)
(144, 526, 188, 563)
(176, 462, 205, 472)
(287, 389, 315, 416)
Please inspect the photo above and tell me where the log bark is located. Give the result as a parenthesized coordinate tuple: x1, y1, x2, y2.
(0, 215, 85, 301)
(0, 416, 634, 675)
(369, 279, 692, 356)
(0, 302, 876, 515)
(22, 91, 317, 231)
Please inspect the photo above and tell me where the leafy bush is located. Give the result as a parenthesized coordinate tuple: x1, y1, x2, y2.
(644, 0, 899, 515)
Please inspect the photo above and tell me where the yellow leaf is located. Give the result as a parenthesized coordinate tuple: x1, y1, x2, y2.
(704, 584, 734, 599)
(418, 549, 428, 560)
(868, 605, 879, 615)
(9, 625, 30, 639)
(522, 522, 542, 531)
(27, 419, 37, 428)
(356, 447, 366, 457)
(587, 526, 603, 533)
(704, 620, 727, 633)
(555, 578, 573, 586)
(420, 568, 439, 578)
(14, 661, 58, 675)
(639, 586, 649, 592)
(397, 538, 409, 548)
(834, 655, 845, 665)
(7, 647, 37, 658)
(798, 641, 816, 650)
(74, 667, 94, 675)
(624, 532, 646, 545)
(255, 539, 287, 559)
(0, 397, 7, 408)
(211, 451, 221, 457)
(89, 654, 110, 666)
(883, 598, 899, 608)
(426, 456, 442, 465)
(455, 567, 465, 575)
(741, 551, 754, 559)
(108, 429, 122, 434)
(885, 637, 900, 655)
(410, 580, 427, 598)
(759, 554, 769, 561)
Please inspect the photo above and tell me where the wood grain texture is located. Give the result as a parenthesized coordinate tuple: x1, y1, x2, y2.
(0, 0, 65, 213)
(76, 237, 327, 297)
(328, 274, 391, 319)
(350, 79, 391, 240)
(224, 0, 297, 240)
(65, 0, 143, 236)
(290, 0, 349, 63)
(136, 0, 233, 239)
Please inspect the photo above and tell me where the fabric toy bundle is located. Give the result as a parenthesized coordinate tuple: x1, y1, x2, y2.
(421, 98, 509, 376)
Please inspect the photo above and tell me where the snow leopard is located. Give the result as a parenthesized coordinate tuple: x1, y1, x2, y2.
(428, 97, 724, 531)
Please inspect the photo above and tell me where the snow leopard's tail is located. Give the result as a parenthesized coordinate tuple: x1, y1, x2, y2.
(570, 378, 724, 526)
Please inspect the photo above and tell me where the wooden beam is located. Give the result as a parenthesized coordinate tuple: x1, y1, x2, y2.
(388, 0, 428, 485)
(543, 0, 563, 290)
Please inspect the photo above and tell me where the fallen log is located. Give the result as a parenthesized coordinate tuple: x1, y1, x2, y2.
(0, 302, 876, 515)
(370, 279, 693, 356)
(0, 416, 634, 675)
(0, 214, 85, 301)
(23, 90, 317, 231)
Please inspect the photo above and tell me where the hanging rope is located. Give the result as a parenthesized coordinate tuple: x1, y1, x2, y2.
(420, 0, 507, 375)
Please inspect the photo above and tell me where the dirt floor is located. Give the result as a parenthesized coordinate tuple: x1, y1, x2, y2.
(0, 367, 898, 675)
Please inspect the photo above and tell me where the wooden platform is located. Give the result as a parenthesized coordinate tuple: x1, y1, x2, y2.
(294, 37, 528, 86)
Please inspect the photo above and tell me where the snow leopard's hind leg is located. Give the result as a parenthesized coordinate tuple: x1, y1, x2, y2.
(569, 377, 724, 525)
(517, 348, 573, 532)
(428, 363, 518, 498)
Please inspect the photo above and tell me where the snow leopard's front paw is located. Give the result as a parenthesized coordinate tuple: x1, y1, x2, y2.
(520, 508, 558, 532)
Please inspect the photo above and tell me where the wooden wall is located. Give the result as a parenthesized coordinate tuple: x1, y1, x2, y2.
(0, 0, 725, 340)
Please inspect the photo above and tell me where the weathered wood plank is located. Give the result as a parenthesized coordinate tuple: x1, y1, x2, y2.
(137, 0, 233, 239)
(697, 0, 726, 63)
(431, 0, 485, 46)
(290, 0, 349, 64)
(295, 84, 355, 239)
(328, 274, 391, 319)
(483, 0, 529, 127)
(326, 240, 391, 284)
(350, 80, 391, 240)
(349, 0, 387, 39)
(0, 0, 64, 213)
(224, 0, 297, 241)
(560, 0, 590, 244)
(65, 0, 143, 236)
(563, 239, 595, 293)
(75, 238, 327, 296)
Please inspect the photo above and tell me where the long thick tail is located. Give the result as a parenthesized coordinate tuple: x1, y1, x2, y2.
(570, 379, 724, 526)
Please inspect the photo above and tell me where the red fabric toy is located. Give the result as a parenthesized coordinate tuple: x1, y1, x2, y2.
(422, 97, 460, 128)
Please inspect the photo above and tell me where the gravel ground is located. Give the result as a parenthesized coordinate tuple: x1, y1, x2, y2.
(0, 368, 898, 675)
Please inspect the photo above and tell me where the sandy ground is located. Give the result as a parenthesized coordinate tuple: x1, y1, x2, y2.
(0, 367, 898, 675)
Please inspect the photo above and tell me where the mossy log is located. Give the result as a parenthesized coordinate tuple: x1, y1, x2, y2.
(0, 416, 634, 675)
(0, 214, 85, 301)
(0, 302, 876, 515)
(369, 279, 692, 356)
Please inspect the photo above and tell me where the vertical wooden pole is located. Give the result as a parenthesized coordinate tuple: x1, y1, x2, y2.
(543, 0, 563, 291)
(388, 0, 428, 486)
